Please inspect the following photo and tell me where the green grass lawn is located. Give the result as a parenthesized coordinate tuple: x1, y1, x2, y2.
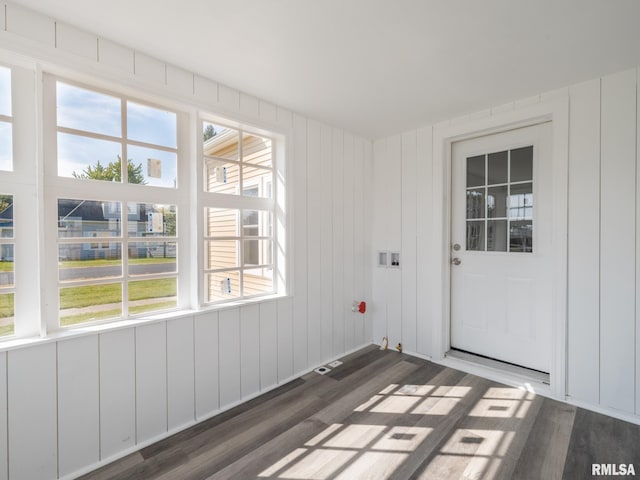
(59, 278, 176, 326)
(0, 261, 13, 272)
(0, 324, 13, 336)
(60, 278, 176, 309)
(59, 257, 174, 268)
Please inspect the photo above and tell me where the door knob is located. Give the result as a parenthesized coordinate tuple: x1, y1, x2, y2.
(451, 257, 461, 266)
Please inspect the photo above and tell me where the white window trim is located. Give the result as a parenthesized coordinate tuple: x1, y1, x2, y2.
(42, 73, 191, 332)
(0, 48, 288, 342)
(198, 118, 283, 306)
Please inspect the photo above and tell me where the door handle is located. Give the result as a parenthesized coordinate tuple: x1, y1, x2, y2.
(451, 257, 461, 266)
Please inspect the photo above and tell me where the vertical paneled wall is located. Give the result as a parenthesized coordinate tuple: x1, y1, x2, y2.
(372, 130, 436, 358)
(0, 2, 373, 479)
(372, 66, 640, 421)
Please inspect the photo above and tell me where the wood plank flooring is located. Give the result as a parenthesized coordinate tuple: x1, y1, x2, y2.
(80, 346, 640, 479)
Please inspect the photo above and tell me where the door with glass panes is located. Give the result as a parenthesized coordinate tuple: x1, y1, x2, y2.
(450, 123, 553, 373)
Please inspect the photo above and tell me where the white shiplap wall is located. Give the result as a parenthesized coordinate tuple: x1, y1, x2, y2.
(372, 66, 640, 422)
(0, 2, 373, 479)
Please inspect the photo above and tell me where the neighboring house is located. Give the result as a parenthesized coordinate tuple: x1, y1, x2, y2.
(57, 199, 176, 261)
(0, 200, 12, 262)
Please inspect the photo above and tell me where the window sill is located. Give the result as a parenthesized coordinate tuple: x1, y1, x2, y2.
(0, 293, 290, 353)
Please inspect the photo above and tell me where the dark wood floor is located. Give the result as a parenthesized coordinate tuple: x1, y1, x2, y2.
(81, 345, 640, 479)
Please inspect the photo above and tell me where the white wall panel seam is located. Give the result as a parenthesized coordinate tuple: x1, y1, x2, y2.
(598, 77, 603, 406)
(3, 353, 6, 480)
(133, 328, 138, 445)
(415, 131, 419, 346)
(55, 341, 60, 479)
(633, 68, 640, 414)
(165, 321, 169, 435)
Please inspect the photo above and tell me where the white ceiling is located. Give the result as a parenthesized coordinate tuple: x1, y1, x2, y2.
(9, 0, 640, 139)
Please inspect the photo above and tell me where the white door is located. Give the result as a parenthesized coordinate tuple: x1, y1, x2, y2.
(450, 123, 553, 373)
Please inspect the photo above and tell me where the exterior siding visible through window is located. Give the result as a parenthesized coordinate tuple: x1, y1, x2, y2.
(202, 122, 275, 303)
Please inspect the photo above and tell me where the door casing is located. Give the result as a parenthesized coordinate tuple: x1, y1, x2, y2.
(431, 99, 569, 399)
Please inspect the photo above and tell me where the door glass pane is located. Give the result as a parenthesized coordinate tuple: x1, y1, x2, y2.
(466, 189, 485, 219)
(509, 183, 533, 220)
(487, 186, 507, 218)
(466, 155, 485, 188)
(487, 220, 507, 252)
(466, 221, 484, 251)
(510, 221, 533, 252)
(487, 151, 508, 185)
(510, 146, 533, 182)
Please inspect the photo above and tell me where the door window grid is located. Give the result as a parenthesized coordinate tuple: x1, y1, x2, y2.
(465, 146, 533, 253)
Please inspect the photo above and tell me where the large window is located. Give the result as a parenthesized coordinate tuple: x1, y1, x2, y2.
(0, 66, 15, 336)
(47, 78, 181, 327)
(202, 122, 275, 303)
(0, 60, 285, 339)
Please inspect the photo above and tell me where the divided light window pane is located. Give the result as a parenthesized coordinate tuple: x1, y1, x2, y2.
(127, 203, 177, 237)
(127, 101, 177, 149)
(56, 82, 121, 137)
(57, 132, 122, 180)
(127, 145, 177, 188)
(202, 119, 276, 304)
(203, 123, 239, 160)
(0, 122, 12, 171)
(0, 66, 12, 117)
(0, 195, 13, 239)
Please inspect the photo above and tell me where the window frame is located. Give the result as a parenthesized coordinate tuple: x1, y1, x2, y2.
(42, 74, 190, 331)
(198, 118, 280, 305)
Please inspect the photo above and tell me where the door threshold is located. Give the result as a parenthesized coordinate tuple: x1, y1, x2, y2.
(446, 349, 550, 385)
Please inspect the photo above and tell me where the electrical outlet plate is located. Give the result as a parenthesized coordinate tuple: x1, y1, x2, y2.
(314, 366, 331, 375)
(328, 360, 342, 368)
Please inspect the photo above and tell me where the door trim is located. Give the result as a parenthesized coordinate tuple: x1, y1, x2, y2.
(431, 98, 569, 400)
